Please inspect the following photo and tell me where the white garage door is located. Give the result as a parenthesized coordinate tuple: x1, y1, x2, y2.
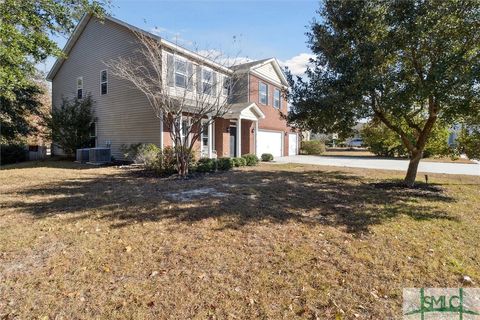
(257, 130, 283, 158)
(288, 133, 298, 155)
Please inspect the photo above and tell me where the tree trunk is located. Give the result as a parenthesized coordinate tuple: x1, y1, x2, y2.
(404, 149, 423, 186)
(178, 156, 188, 177)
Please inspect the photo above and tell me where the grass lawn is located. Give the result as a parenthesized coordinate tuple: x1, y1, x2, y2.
(1, 160, 479, 319)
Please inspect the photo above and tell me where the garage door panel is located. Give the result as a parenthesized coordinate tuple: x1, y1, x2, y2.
(257, 130, 282, 158)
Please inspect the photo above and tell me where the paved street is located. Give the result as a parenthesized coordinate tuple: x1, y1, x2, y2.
(276, 155, 480, 176)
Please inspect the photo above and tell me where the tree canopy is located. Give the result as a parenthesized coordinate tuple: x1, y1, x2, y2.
(0, 0, 108, 101)
(287, 0, 480, 185)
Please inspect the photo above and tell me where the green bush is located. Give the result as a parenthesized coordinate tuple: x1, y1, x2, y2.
(196, 158, 217, 172)
(242, 153, 259, 166)
(153, 146, 196, 175)
(1, 144, 27, 165)
(120, 143, 143, 161)
(361, 121, 451, 158)
(48, 95, 94, 157)
(261, 153, 274, 162)
(217, 157, 234, 170)
(232, 157, 246, 167)
(136, 144, 160, 168)
(300, 140, 326, 155)
(457, 127, 480, 160)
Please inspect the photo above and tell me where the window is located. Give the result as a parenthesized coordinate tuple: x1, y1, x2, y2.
(167, 54, 193, 90)
(77, 77, 83, 99)
(202, 69, 212, 95)
(181, 118, 189, 140)
(100, 70, 108, 95)
(89, 122, 96, 147)
(259, 82, 268, 105)
(223, 76, 231, 96)
(175, 59, 187, 88)
(201, 119, 209, 147)
(273, 88, 281, 109)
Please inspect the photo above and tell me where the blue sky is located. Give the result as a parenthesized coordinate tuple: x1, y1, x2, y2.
(38, 0, 320, 76)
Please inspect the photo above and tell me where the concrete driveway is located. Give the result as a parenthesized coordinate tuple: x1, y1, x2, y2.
(276, 155, 480, 176)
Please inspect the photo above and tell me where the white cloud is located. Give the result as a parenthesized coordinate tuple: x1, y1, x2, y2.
(279, 53, 315, 76)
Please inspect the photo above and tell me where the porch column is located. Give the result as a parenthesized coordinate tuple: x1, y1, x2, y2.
(207, 116, 213, 158)
(237, 117, 242, 157)
(255, 120, 259, 156)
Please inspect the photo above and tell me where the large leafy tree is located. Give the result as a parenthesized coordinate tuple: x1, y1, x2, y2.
(0, 0, 108, 147)
(0, 0, 108, 100)
(288, 0, 480, 185)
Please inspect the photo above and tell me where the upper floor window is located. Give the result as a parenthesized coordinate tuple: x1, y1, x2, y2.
(259, 82, 268, 105)
(100, 70, 108, 95)
(175, 59, 187, 88)
(77, 77, 83, 99)
(223, 76, 231, 96)
(167, 54, 193, 90)
(273, 88, 281, 109)
(202, 68, 213, 95)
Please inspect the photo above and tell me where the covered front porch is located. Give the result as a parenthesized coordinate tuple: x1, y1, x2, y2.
(205, 102, 265, 158)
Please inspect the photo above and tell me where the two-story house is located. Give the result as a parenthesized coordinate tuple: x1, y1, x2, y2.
(46, 14, 298, 159)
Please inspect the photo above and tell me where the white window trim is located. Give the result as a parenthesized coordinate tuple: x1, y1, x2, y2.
(222, 75, 231, 96)
(202, 67, 213, 95)
(201, 118, 209, 149)
(259, 81, 268, 105)
(273, 88, 281, 109)
(77, 76, 83, 99)
(174, 56, 188, 89)
(100, 70, 108, 95)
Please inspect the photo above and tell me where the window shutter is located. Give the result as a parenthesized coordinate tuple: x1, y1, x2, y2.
(212, 72, 217, 95)
(167, 54, 174, 87)
(187, 62, 194, 91)
(196, 66, 202, 93)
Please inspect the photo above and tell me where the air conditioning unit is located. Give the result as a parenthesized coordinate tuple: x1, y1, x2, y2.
(88, 148, 111, 164)
(76, 148, 90, 163)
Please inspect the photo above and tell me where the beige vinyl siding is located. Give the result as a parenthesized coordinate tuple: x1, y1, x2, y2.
(254, 63, 282, 85)
(52, 16, 160, 159)
(230, 73, 249, 103)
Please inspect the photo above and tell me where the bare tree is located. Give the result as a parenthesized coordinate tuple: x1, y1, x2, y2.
(107, 31, 243, 177)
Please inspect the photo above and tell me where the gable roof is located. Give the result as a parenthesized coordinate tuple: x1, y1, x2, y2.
(46, 13, 232, 81)
(232, 58, 289, 87)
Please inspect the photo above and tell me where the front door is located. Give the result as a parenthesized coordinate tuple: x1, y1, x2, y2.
(229, 126, 237, 157)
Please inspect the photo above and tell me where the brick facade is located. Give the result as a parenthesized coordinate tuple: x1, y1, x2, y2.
(249, 74, 293, 156)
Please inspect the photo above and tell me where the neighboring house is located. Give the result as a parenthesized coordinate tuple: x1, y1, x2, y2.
(46, 14, 298, 159)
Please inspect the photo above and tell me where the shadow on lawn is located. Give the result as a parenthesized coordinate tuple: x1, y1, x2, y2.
(5, 166, 458, 233)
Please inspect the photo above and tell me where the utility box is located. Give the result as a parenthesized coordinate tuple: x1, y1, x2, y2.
(76, 148, 90, 163)
(88, 148, 111, 164)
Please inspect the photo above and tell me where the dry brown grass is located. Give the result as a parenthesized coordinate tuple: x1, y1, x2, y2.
(1, 160, 479, 319)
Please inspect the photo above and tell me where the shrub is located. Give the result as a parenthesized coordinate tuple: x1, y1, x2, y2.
(300, 140, 326, 155)
(232, 157, 246, 167)
(457, 127, 480, 160)
(47, 95, 94, 156)
(361, 121, 451, 158)
(1, 144, 27, 165)
(242, 153, 259, 166)
(196, 158, 217, 172)
(217, 157, 234, 170)
(261, 153, 274, 162)
(136, 144, 160, 168)
(120, 143, 142, 161)
(151, 146, 196, 175)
